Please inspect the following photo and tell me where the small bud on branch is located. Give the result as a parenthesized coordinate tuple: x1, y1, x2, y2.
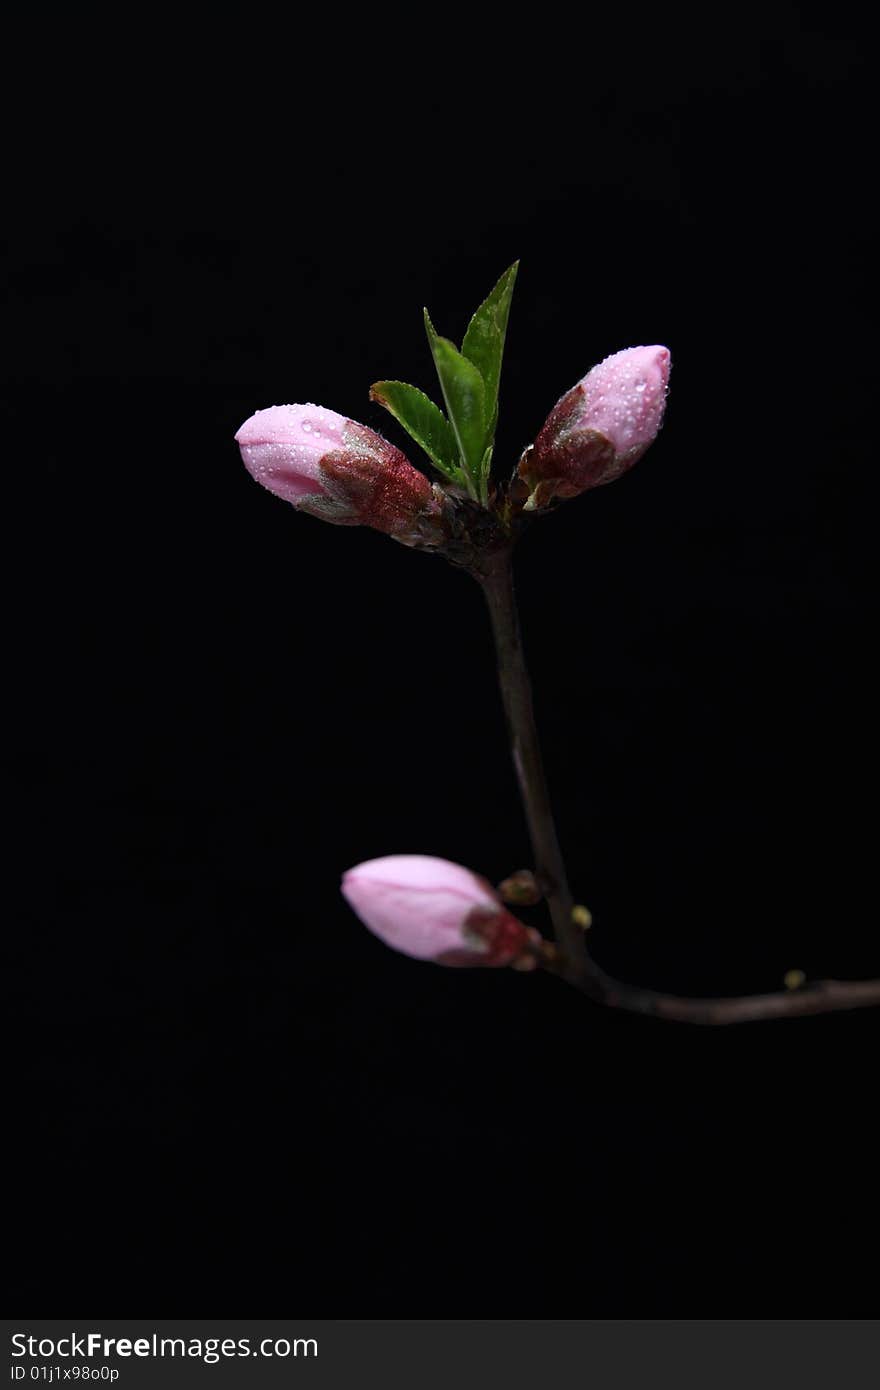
(498, 869, 543, 906)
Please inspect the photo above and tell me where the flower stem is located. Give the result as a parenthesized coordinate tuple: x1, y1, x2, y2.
(477, 548, 592, 983)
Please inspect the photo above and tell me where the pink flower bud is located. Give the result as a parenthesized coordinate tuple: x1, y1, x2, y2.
(341, 855, 543, 968)
(520, 345, 670, 504)
(235, 403, 439, 541)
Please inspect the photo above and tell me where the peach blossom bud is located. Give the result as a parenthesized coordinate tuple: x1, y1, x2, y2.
(341, 855, 542, 968)
(520, 346, 670, 505)
(235, 403, 440, 542)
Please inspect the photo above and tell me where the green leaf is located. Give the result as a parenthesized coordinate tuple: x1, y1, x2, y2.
(479, 445, 494, 489)
(369, 380, 465, 485)
(424, 309, 488, 496)
(461, 260, 519, 465)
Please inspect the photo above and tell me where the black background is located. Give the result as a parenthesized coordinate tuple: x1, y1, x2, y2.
(6, 14, 877, 1314)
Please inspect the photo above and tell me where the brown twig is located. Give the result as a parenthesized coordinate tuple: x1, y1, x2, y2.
(550, 952, 880, 1025)
(478, 547, 880, 1027)
(477, 549, 590, 981)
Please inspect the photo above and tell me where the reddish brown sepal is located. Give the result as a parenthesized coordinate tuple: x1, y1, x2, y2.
(318, 427, 433, 536)
(519, 384, 616, 501)
(453, 904, 544, 968)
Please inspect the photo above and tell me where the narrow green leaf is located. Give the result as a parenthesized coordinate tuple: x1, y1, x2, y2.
(424, 309, 487, 493)
(369, 380, 464, 484)
(461, 260, 519, 440)
(479, 445, 493, 499)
